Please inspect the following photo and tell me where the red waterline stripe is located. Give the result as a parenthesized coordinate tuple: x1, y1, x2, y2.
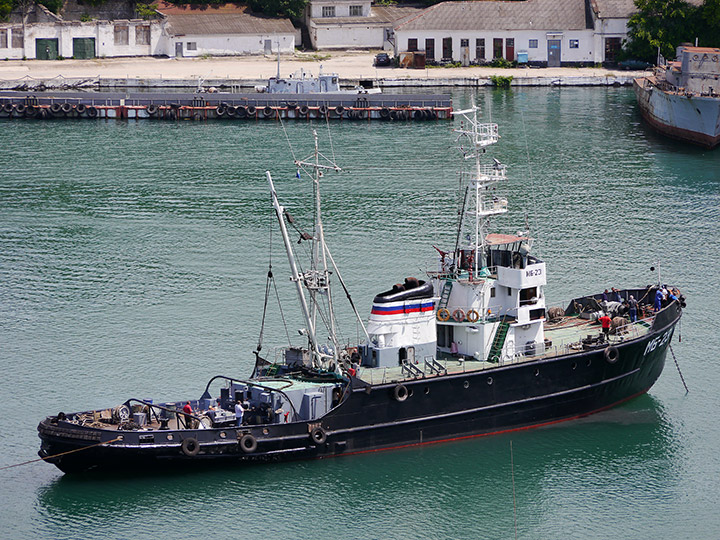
(329, 386, 652, 459)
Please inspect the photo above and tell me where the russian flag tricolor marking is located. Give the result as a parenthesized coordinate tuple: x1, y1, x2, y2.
(371, 301, 434, 315)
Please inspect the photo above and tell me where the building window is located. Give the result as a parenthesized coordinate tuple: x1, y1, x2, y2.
(476, 38, 485, 60)
(349, 5, 362, 16)
(569, 39, 579, 48)
(407, 38, 418, 52)
(114, 25, 129, 46)
(11, 28, 23, 49)
(322, 6, 335, 17)
(490, 287, 496, 298)
(493, 38, 503, 59)
(186, 42, 197, 51)
(0, 30, 7, 48)
(605, 37, 621, 63)
(136, 26, 150, 46)
(529, 39, 538, 49)
(460, 39, 469, 48)
(425, 38, 435, 60)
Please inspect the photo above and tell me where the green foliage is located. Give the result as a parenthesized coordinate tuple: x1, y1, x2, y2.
(168, 0, 307, 19)
(37, 0, 63, 13)
(490, 57, 517, 68)
(490, 75, 513, 88)
(626, 0, 720, 61)
(0, 0, 12, 21)
(80, 12, 92, 21)
(135, 2, 157, 19)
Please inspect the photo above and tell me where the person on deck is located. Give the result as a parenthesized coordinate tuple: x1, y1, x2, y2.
(599, 313, 612, 341)
(628, 295, 638, 322)
(235, 400, 244, 427)
(654, 289, 664, 311)
(182, 401, 193, 428)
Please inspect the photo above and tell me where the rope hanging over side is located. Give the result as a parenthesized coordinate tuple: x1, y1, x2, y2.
(0, 437, 122, 471)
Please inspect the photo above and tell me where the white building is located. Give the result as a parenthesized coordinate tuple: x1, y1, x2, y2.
(393, 0, 633, 66)
(305, 0, 422, 50)
(157, 2, 297, 58)
(0, 2, 296, 60)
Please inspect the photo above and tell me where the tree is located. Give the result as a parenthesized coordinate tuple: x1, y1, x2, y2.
(626, 0, 720, 61)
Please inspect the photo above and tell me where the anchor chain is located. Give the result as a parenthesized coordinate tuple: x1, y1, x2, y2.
(669, 344, 689, 394)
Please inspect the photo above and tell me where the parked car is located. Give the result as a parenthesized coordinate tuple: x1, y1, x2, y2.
(618, 59, 653, 70)
(374, 53, 392, 67)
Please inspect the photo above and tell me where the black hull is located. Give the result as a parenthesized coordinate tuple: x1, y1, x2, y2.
(38, 302, 682, 474)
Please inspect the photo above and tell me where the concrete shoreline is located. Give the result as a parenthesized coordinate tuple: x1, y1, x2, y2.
(0, 51, 644, 90)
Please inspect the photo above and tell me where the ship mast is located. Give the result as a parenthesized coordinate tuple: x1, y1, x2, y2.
(452, 106, 507, 274)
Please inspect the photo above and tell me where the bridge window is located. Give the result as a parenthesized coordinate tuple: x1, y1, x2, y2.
(520, 287, 538, 306)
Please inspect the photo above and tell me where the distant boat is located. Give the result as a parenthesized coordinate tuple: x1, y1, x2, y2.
(634, 45, 720, 148)
(255, 66, 380, 94)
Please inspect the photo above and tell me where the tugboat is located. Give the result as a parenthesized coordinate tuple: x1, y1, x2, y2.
(37, 109, 685, 473)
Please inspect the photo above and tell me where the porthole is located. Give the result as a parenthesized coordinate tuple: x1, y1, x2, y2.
(219, 431, 226, 439)
(463, 380, 470, 389)
(571, 362, 577, 370)
(487, 376, 493, 385)
(117, 435, 124, 441)
(263, 428, 269, 435)
(534, 368, 539, 377)
(424, 386, 430, 395)
(166, 434, 174, 441)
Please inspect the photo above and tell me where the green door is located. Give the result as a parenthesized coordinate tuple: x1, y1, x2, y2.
(72, 38, 95, 59)
(36, 38, 58, 60)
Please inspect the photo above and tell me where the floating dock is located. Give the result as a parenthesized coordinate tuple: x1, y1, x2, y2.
(0, 91, 452, 121)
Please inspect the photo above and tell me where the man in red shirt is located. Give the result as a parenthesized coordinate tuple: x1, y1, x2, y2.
(183, 401, 193, 428)
(598, 313, 612, 341)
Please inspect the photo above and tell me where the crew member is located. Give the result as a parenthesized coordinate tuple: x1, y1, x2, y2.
(599, 313, 612, 341)
(235, 400, 244, 427)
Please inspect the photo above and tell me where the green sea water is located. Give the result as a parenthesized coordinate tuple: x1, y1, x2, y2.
(1, 87, 719, 539)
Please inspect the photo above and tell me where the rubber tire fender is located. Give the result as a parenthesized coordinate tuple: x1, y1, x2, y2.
(310, 426, 327, 445)
(15, 104, 26, 115)
(247, 105, 257, 116)
(335, 105, 344, 116)
(263, 105, 273, 117)
(2, 103, 13, 113)
(299, 105, 309, 116)
(75, 104, 86, 115)
(393, 383, 409, 402)
(86, 106, 98, 118)
(318, 105, 328, 116)
(146, 104, 158, 116)
(226, 105, 236, 117)
(605, 345, 619, 364)
(215, 105, 226, 117)
(380, 107, 390, 119)
(236, 105, 247, 118)
(181, 437, 200, 457)
(50, 103, 62, 114)
(240, 433, 258, 453)
(61, 102, 72, 114)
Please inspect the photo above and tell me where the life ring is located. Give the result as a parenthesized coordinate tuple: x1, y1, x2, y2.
(299, 105, 309, 116)
(181, 437, 200, 457)
(61, 102, 72, 114)
(15, 104, 26, 114)
(236, 105, 247, 118)
(452, 309, 466, 322)
(380, 107, 390, 119)
(605, 345, 619, 364)
(466, 309, 480, 322)
(310, 426, 327, 445)
(146, 104, 158, 116)
(335, 105, 344, 116)
(437, 308, 450, 321)
(26, 105, 38, 117)
(263, 105, 274, 117)
(240, 433, 257, 453)
(393, 383, 409, 402)
(86, 106, 98, 118)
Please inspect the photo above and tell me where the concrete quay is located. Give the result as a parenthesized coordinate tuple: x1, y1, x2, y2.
(0, 51, 644, 90)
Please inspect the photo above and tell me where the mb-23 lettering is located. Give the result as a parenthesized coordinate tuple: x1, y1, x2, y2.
(525, 267, 543, 277)
(644, 329, 672, 356)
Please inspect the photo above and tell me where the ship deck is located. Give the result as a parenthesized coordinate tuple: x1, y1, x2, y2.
(356, 312, 655, 385)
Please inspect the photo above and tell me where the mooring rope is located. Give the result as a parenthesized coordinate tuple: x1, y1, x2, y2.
(0, 437, 122, 471)
(669, 344, 689, 394)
